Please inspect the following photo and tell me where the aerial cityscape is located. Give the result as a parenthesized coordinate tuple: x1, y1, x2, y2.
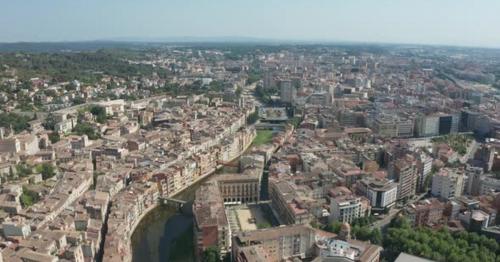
(1, 1, 500, 262)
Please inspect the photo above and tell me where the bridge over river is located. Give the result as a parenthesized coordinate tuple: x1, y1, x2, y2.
(159, 197, 187, 209)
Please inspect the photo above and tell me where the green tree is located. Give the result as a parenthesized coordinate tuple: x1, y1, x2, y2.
(0, 113, 32, 133)
(254, 85, 277, 105)
(43, 113, 58, 130)
(202, 246, 220, 262)
(389, 215, 411, 229)
(48, 132, 60, 144)
(352, 225, 372, 241)
(352, 216, 376, 227)
(370, 228, 382, 245)
(208, 80, 225, 92)
(257, 222, 271, 229)
(36, 163, 56, 180)
(247, 72, 261, 85)
(20, 187, 40, 208)
(20, 193, 33, 207)
(383, 216, 499, 262)
(288, 116, 302, 128)
(72, 97, 86, 105)
(89, 105, 107, 124)
(246, 111, 259, 125)
(327, 221, 343, 234)
(73, 123, 100, 140)
(309, 219, 321, 229)
(16, 164, 33, 177)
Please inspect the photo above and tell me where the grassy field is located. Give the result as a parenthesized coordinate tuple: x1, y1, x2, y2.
(252, 130, 274, 146)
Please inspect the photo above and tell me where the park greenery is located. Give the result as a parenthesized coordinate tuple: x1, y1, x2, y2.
(288, 116, 302, 128)
(20, 186, 40, 208)
(252, 130, 274, 146)
(36, 163, 56, 180)
(0, 50, 156, 83)
(15, 163, 33, 177)
(73, 122, 101, 140)
(256, 222, 272, 229)
(327, 220, 343, 233)
(156, 80, 233, 97)
(0, 112, 32, 133)
(88, 104, 107, 124)
(43, 113, 58, 130)
(254, 85, 278, 105)
(432, 134, 472, 155)
(383, 217, 500, 262)
(246, 71, 261, 85)
(351, 216, 377, 227)
(202, 246, 220, 262)
(14, 163, 55, 180)
(326, 216, 381, 245)
(48, 132, 60, 144)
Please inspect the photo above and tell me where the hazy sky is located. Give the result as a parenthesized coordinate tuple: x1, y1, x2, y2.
(1, 0, 500, 47)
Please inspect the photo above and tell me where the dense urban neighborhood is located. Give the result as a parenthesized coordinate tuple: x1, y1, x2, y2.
(0, 43, 500, 262)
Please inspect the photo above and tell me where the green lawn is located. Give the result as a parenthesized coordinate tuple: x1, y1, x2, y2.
(252, 130, 274, 146)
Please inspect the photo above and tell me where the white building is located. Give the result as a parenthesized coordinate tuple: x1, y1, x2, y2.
(97, 99, 125, 116)
(431, 168, 465, 200)
(416, 152, 433, 192)
(330, 195, 364, 224)
(358, 177, 398, 211)
(55, 118, 77, 134)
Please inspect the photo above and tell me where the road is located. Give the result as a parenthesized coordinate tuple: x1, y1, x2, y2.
(371, 192, 427, 231)
(460, 140, 478, 164)
(241, 82, 263, 108)
(371, 208, 401, 231)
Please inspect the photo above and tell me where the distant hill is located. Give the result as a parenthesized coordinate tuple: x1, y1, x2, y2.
(0, 37, 283, 52)
(0, 41, 156, 52)
(2, 38, 498, 53)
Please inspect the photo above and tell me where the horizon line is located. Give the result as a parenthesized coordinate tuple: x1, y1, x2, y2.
(0, 36, 499, 51)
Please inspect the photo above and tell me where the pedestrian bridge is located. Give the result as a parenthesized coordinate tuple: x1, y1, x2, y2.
(159, 197, 187, 208)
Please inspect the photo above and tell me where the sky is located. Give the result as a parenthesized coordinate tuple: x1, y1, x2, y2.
(1, 0, 500, 48)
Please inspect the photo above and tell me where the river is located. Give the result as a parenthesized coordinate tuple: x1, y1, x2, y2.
(131, 87, 266, 261)
(130, 165, 240, 261)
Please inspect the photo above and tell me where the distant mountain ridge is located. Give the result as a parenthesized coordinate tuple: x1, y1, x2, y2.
(0, 36, 287, 52)
(1, 37, 498, 53)
(104, 36, 280, 43)
(0, 41, 152, 52)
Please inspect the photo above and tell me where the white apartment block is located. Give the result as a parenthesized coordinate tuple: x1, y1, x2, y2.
(363, 179, 398, 211)
(330, 196, 363, 224)
(431, 169, 465, 200)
